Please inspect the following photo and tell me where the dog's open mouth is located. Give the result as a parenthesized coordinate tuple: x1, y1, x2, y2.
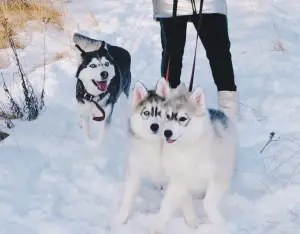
(92, 80, 108, 91)
(166, 138, 176, 143)
(166, 134, 182, 144)
(166, 134, 182, 143)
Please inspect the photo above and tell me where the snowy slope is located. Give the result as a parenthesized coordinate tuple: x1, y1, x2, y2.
(1, 0, 300, 233)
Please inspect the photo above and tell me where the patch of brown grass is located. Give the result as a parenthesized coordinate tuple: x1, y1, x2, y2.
(0, 0, 64, 49)
(55, 51, 67, 60)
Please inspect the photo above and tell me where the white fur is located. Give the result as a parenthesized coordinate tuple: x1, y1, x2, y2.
(131, 81, 149, 110)
(151, 86, 238, 234)
(112, 137, 166, 226)
(156, 77, 170, 98)
(112, 78, 170, 227)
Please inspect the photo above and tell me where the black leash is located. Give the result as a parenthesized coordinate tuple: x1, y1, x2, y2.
(82, 91, 106, 122)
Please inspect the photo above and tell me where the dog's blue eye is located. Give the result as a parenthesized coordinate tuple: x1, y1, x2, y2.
(179, 117, 187, 122)
(89, 64, 97, 68)
(104, 62, 109, 67)
(141, 110, 150, 120)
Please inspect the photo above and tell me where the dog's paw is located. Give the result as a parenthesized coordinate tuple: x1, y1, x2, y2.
(149, 230, 162, 234)
(203, 199, 226, 226)
(149, 226, 164, 234)
(149, 226, 163, 234)
(111, 211, 129, 228)
(149, 220, 165, 234)
(185, 216, 201, 229)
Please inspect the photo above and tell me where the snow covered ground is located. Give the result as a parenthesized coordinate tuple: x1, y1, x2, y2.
(1, 0, 300, 233)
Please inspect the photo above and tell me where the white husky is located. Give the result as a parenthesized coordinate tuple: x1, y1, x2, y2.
(151, 81, 238, 233)
(112, 78, 169, 226)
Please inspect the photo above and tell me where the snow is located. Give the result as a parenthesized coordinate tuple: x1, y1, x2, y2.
(1, 0, 300, 233)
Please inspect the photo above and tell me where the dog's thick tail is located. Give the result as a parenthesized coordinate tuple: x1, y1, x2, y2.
(73, 33, 103, 52)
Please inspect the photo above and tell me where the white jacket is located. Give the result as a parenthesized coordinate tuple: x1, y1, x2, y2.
(152, 0, 227, 18)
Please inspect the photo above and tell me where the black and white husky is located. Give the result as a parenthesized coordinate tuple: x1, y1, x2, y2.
(73, 33, 131, 143)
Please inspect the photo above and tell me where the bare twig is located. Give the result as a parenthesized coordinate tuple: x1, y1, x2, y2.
(239, 102, 268, 122)
(0, 16, 49, 142)
(40, 17, 50, 111)
(2, 17, 40, 121)
(1, 72, 23, 119)
(261, 132, 277, 153)
(270, 149, 300, 173)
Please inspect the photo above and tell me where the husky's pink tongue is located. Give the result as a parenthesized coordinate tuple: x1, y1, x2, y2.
(96, 81, 107, 91)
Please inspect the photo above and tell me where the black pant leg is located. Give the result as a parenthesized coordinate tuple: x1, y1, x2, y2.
(159, 16, 188, 89)
(192, 13, 236, 91)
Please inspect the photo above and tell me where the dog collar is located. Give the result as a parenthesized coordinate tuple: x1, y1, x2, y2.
(75, 77, 108, 103)
(76, 78, 108, 121)
(82, 90, 107, 103)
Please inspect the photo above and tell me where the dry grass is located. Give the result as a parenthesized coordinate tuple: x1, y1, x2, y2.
(0, 50, 11, 69)
(55, 51, 67, 60)
(0, 111, 17, 120)
(0, 0, 64, 49)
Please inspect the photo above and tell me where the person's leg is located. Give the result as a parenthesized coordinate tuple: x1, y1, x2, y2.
(159, 16, 188, 89)
(192, 13, 236, 91)
(192, 14, 239, 120)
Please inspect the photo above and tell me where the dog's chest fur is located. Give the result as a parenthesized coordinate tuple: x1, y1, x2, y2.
(162, 119, 236, 196)
(162, 140, 213, 192)
(128, 138, 166, 185)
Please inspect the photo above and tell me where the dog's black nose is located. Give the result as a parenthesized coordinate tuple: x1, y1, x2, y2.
(100, 71, 108, 79)
(150, 123, 159, 133)
(164, 130, 173, 139)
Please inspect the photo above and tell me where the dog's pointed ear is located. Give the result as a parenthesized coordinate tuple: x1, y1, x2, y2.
(75, 44, 85, 56)
(155, 77, 170, 98)
(98, 41, 105, 52)
(132, 81, 148, 108)
(190, 86, 205, 110)
(174, 83, 188, 96)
